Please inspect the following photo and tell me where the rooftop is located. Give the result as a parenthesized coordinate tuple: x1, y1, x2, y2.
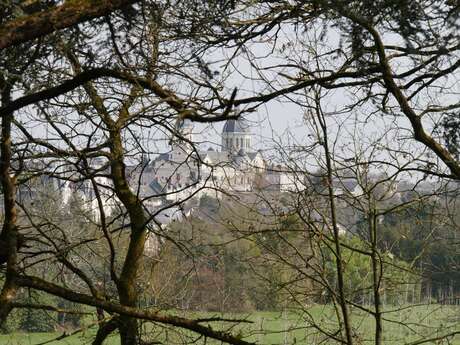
(222, 118, 251, 134)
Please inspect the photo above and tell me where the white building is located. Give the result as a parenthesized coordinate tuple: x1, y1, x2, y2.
(57, 117, 296, 224)
(59, 157, 118, 220)
(137, 117, 268, 205)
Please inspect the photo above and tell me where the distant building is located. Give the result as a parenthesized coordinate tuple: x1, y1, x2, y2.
(23, 117, 296, 225)
(128, 117, 295, 214)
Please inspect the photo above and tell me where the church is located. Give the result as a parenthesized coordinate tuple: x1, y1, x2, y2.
(133, 117, 267, 205)
(56, 117, 296, 223)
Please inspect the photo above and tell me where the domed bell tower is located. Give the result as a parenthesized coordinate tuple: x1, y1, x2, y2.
(221, 117, 252, 153)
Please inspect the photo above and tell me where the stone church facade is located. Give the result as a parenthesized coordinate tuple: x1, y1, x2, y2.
(131, 117, 267, 205)
(56, 117, 296, 224)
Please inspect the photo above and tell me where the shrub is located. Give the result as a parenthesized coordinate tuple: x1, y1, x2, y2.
(20, 290, 55, 332)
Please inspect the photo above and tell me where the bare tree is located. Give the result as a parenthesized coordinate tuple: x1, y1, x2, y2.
(0, 1, 256, 344)
(2, 1, 460, 344)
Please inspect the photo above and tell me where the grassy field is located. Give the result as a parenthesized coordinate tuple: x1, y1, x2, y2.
(1, 304, 460, 344)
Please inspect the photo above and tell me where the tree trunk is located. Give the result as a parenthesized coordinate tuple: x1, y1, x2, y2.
(0, 78, 18, 327)
(110, 129, 148, 345)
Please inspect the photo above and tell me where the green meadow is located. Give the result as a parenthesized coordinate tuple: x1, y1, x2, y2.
(2, 304, 460, 344)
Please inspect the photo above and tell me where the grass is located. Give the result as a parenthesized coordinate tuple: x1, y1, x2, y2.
(1, 304, 460, 344)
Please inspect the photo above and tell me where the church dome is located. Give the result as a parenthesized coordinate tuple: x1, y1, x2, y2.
(222, 118, 250, 133)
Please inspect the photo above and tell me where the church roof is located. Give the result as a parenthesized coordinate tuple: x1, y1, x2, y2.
(237, 148, 246, 156)
(149, 180, 165, 194)
(222, 118, 250, 133)
(199, 150, 231, 164)
(150, 153, 170, 165)
(247, 152, 260, 161)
